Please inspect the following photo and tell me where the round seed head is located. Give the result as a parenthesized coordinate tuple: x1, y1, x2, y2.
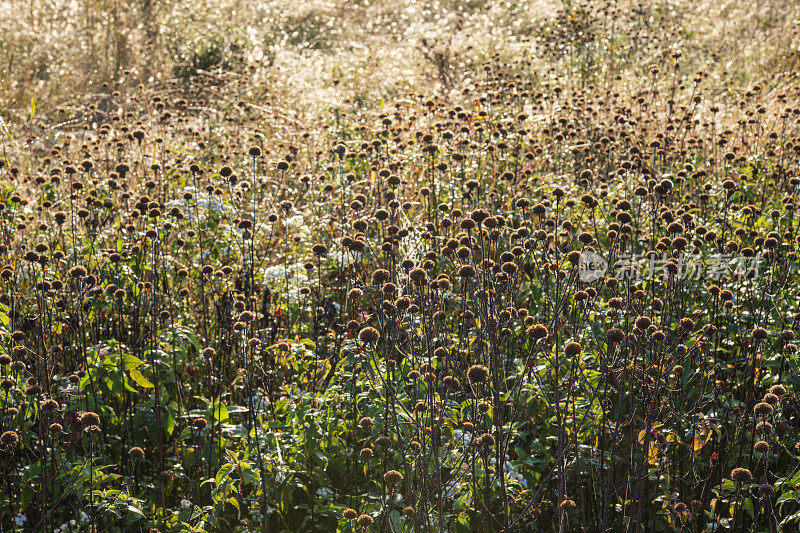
(731, 467, 753, 484)
(383, 469, 403, 484)
(467, 364, 489, 384)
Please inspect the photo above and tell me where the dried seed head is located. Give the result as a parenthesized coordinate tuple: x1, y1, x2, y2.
(564, 341, 582, 356)
(383, 470, 403, 484)
(527, 324, 549, 339)
(769, 384, 786, 396)
(359, 327, 380, 345)
(731, 467, 753, 484)
(41, 399, 59, 412)
(80, 412, 100, 427)
(129, 447, 145, 460)
(754, 402, 773, 416)
(763, 393, 779, 406)
(1, 430, 19, 447)
(607, 327, 625, 344)
(467, 364, 489, 384)
(755, 421, 773, 435)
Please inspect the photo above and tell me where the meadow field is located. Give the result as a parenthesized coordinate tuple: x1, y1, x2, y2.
(1, 0, 800, 530)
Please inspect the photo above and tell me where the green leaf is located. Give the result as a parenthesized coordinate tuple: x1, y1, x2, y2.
(122, 353, 145, 370)
(213, 403, 229, 422)
(777, 490, 800, 506)
(239, 462, 260, 486)
(164, 411, 176, 436)
(227, 496, 241, 518)
(781, 510, 800, 526)
(215, 463, 234, 487)
(743, 497, 754, 519)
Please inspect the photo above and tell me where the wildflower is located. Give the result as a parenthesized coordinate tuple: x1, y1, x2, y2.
(315, 487, 333, 499)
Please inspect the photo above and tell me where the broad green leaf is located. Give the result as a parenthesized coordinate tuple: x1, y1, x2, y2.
(122, 354, 145, 371)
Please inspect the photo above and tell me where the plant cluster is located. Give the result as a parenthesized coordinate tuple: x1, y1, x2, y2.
(1, 0, 800, 532)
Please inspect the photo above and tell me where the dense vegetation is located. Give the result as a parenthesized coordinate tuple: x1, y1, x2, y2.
(2, 0, 800, 531)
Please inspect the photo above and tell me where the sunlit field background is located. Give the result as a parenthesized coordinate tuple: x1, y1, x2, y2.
(1, 0, 800, 531)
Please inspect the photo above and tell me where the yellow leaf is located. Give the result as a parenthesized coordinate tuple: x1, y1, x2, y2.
(648, 441, 659, 465)
(693, 428, 711, 452)
(129, 368, 154, 388)
(637, 429, 647, 444)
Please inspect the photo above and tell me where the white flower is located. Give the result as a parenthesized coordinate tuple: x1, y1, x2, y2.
(283, 214, 305, 228)
(315, 487, 333, 499)
(181, 499, 192, 509)
(14, 514, 26, 526)
(80, 512, 89, 523)
(263, 264, 287, 281)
